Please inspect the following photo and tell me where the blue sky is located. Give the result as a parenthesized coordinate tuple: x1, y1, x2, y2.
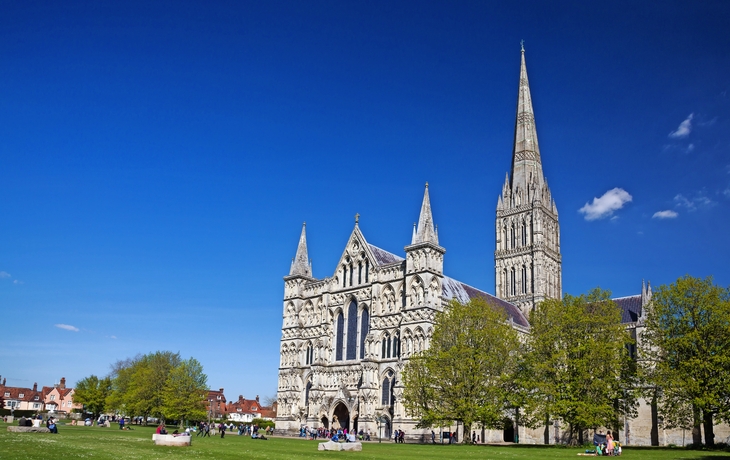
(1, 1, 729, 401)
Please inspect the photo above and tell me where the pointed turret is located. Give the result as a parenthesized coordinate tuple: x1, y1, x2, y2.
(289, 222, 312, 277)
(510, 46, 545, 193)
(414, 183, 438, 245)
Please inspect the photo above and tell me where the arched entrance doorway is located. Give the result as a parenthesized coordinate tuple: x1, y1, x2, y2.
(503, 418, 515, 443)
(320, 416, 329, 429)
(332, 403, 350, 431)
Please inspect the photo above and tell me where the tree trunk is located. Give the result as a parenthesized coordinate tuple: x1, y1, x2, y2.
(703, 411, 714, 447)
(691, 405, 702, 445)
(543, 414, 550, 445)
(650, 394, 659, 446)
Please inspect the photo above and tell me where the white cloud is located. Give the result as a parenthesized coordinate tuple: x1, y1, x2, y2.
(13, 279, 24, 285)
(686, 143, 695, 153)
(653, 210, 678, 219)
(110, 335, 118, 340)
(0, 271, 10, 278)
(669, 113, 694, 138)
(579, 188, 633, 221)
(55, 324, 79, 332)
(675, 193, 713, 210)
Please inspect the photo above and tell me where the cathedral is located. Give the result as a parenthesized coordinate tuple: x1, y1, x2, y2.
(274, 48, 727, 445)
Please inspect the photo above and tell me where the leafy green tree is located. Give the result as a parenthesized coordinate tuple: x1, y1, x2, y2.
(162, 357, 208, 427)
(74, 375, 112, 419)
(401, 297, 521, 443)
(521, 288, 635, 444)
(641, 275, 730, 446)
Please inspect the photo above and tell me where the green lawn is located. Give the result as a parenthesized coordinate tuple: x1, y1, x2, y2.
(0, 422, 728, 459)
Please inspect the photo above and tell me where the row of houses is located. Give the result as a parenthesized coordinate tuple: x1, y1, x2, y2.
(205, 388, 276, 423)
(0, 376, 81, 414)
(1, 376, 276, 422)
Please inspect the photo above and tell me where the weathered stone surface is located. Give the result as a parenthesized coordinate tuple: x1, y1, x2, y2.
(7, 426, 51, 433)
(152, 434, 192, 446)
(318, 440, 362, 451)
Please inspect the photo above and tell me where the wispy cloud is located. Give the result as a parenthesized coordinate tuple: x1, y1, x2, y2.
(653, 210, 678, 219)
(55, 324, 79, 332)
(669, 113, 694, 138)
(0, 271, 10, 278)
(579, 188, 633, 221)
(13, 280, 24, 285)
(674, 193, 713, 211)
(110, 335, 118, 340)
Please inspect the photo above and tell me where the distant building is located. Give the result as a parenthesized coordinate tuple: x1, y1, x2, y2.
(205, 388, 227, 419)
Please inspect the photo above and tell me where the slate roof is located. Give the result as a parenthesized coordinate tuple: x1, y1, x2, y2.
(442, 276, 530, 328)
(613, 295, 642, 324)
(368, 244, 404, 266)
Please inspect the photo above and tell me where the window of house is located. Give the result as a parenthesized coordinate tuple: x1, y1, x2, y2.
(33, 403, 40, 409)
(34, 396, 39, 400)
(19, 393, 24, 398)
(3, 392, 8, 397)
(50, 395, 56, 401)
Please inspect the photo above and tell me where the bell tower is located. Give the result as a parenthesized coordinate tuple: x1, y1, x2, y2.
(495, 46, 561, 316)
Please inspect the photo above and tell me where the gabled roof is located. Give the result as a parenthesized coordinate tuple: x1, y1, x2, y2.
(368, 244, 404, 266)
(613, 295, 642, 324)
(442, 276, 530, 328)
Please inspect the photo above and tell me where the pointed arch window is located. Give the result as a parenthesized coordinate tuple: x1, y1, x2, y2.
(349, 265, 354, 286)
(393, 331, 400, 358)
(382, 333, 391, 359)
(359, 308, 370, 360)
(346, 301, 358, 360)
(305, 380, 312, 410)
(522, 265, 527, 294)
(358, 262, 362, 284)
(522, 221, 527, 246)
(305, 343, 314, 365)
(381, 370, 395, 406)
(511, 267, 516, 296)
(342, 266, 347, 288)
(365, 260, 369, 283)
(335, 312, 344, 361)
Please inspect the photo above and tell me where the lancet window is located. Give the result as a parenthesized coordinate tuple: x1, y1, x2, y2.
(335, 312, 344, 361)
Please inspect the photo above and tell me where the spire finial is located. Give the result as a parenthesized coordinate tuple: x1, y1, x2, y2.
(355, 213, 360, 224)
(289, 222, 312, 277)
(520, 39, 525, 52)
(425, 181, 429, 189)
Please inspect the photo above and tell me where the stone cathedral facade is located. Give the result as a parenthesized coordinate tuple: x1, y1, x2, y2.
(274, 49, 729, 445)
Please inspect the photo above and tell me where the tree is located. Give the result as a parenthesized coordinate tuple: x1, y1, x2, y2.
(401, 297, 521, 443)
(107, 351, 181, 424)
(641, 275, 730, 446)
(162, 357, 208, 427)
(521, 288, 635, 445)
(74, 375, 112, 419)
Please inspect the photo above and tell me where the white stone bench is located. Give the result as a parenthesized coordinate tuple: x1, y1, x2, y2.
(152, 433, 192, 446)
(318, 440, 362, 451)
(7, 426, 51, 433)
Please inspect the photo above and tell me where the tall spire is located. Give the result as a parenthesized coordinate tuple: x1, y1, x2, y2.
(510, 45, 544, 192)
(289, 222, 312, 277)
(414, 183, 438, 245)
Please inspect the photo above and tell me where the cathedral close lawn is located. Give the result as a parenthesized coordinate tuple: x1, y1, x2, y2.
(1, 422, 728, 459)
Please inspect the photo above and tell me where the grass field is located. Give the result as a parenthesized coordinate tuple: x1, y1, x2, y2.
(1, 422, 729, 460)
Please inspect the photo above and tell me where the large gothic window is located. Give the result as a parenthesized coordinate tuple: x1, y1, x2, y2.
(359, 308, 369, 359)
(381, 370, 395, 406)
(335, 312, 344, 361)
(346, 301, 358, 360)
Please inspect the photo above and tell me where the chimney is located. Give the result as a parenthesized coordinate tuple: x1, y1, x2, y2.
(219, 388, 224, 393)
(239, 395, 243, 402)
(33, 383, 37, 392)
(60, 377, 66, 389)
(256, 395, 259, 403)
